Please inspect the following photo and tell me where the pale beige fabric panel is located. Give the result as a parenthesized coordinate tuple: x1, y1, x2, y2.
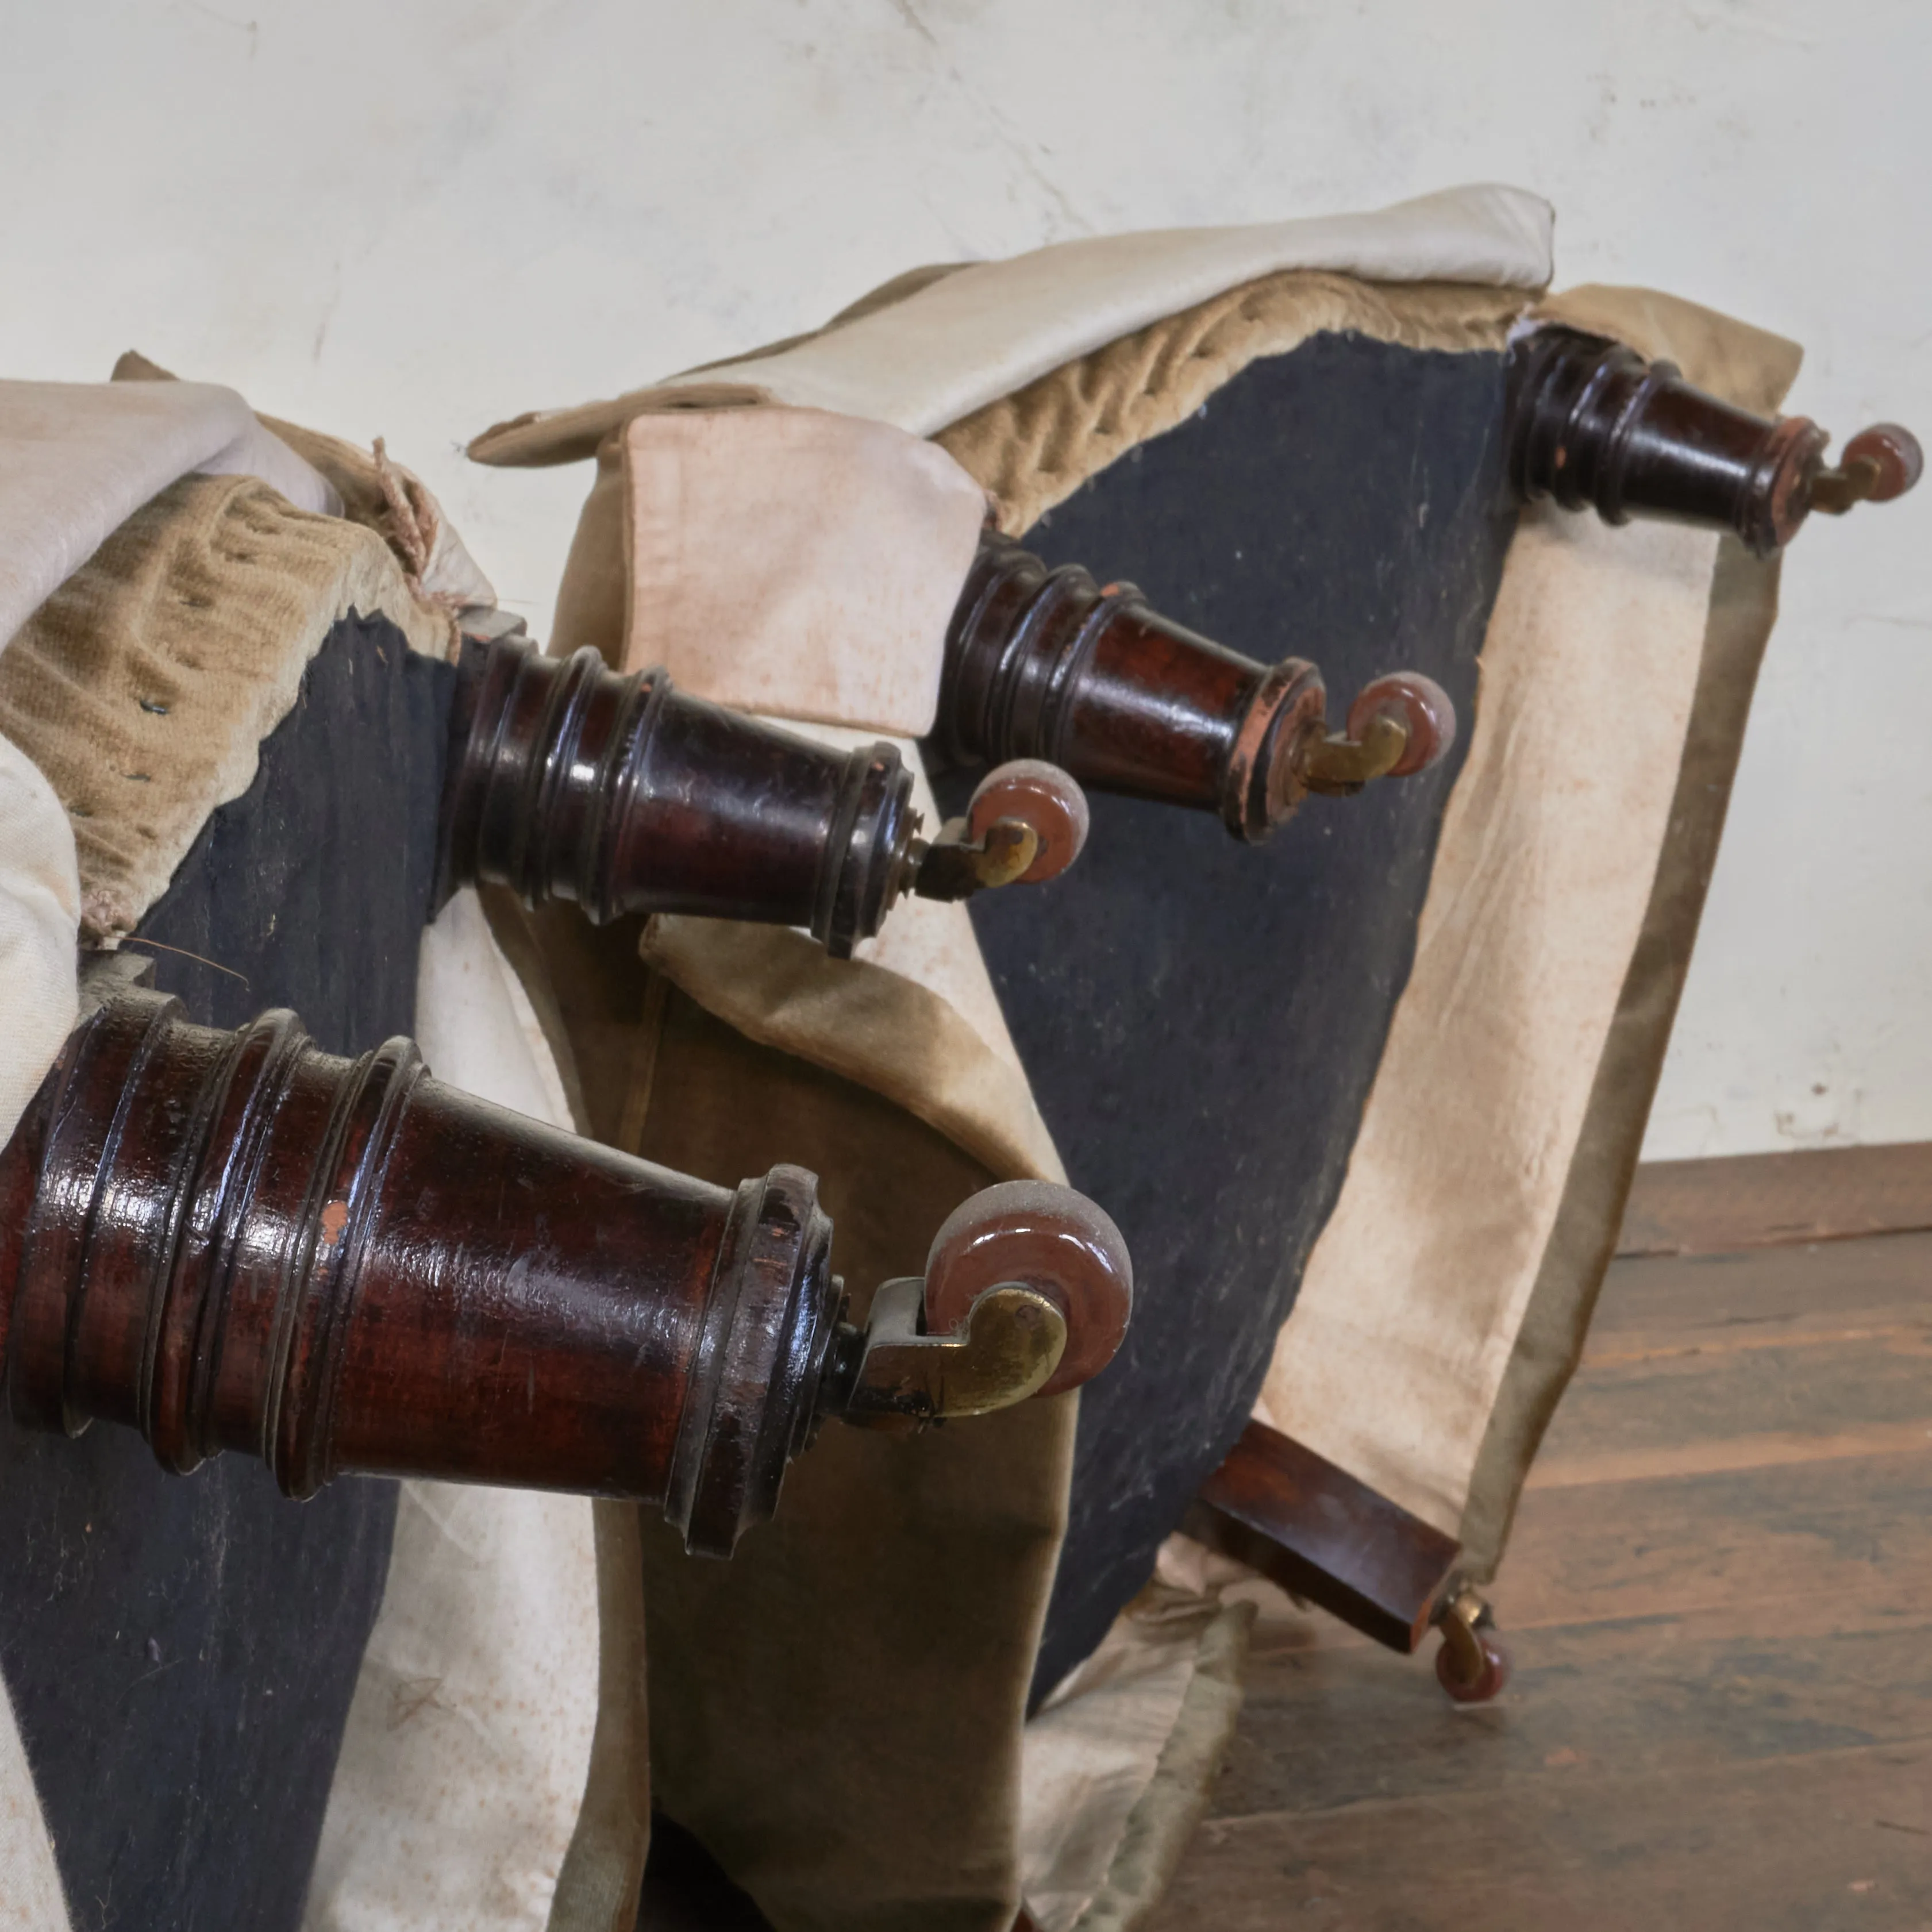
(1257, 291, 1802, 1538)
(1259, 506, 1720, 1534)
(765, 721, 1041, 1085)
(661, 185, 1552, 436)
(638, 726, 1063, 1191)
(621, 406, 987, 736)
(1530, 284, 1801, 418)
(1018, 1562, 1254, 1932)
(642, 904, 1065, 1188)
(544, 1502, 651, 1932)
(1458, 538, 1787, 1578)
(302, 1481, 602, 1932)
(0, 1682, 71, 1932)
(466, 187, 1549, 472)
(0, 740, 79, 1144)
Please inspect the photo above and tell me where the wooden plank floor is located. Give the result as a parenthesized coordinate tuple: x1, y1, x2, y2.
(1148, 1224, 1932, 1930)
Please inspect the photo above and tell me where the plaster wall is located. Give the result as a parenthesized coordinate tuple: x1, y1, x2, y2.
(4, 0, 1926, 1158)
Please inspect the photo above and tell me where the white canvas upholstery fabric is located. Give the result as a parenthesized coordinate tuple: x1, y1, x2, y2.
(621, 406, 988, 735)
(0, 378, 337, 653)
(303, 890, 602, 1932)
(664, 185, 1551, 436)
(0, 1680, 70, 1932)
(0, 741, 79, 1146)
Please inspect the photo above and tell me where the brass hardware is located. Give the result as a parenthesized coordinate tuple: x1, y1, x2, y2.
(1431, 1579, 1511, 1703)
(1434, 1583, 1491, 1685)
(1808, 424, 1925, 517)
(1298, 713, 1410, 795)
(909, 817, 1042, 902)
(836, 1277, 1067, 1423)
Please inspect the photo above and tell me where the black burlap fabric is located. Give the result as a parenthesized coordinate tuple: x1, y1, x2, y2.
(0, 612, 454, 1930)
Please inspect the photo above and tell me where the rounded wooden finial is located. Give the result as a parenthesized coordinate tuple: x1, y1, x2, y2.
(921, 1180, 1133, 1398)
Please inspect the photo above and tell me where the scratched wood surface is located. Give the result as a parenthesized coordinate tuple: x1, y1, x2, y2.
(1618, 1138, 1932, 1256)
(1149, 1217, 1932, 1930)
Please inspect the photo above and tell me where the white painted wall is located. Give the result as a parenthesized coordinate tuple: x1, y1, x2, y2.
(5, 0, 1926, 1159)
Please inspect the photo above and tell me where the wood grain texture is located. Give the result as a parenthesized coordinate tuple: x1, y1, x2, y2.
(1155, 1744, 1932, 1931)
(1148, 1195, 1932, 1930)
(440, 632, 917, 956)
(1618, 1144, 1932, 1256)
(0, 986, 840, 1557)
(938, 533, 1345, 842)
(1183, 1421, 1461, 1652)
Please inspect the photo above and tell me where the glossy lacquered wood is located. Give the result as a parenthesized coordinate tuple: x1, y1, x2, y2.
(0, 984, 838, 1554)
(1182, 1419, 1462, 1653)
(439, 635, 1091, 956)
(0, 983, 1134, 1554)
(937, 536, 1454, 842)
(439, 636, 918, 956)
(1507, 327, 1923, 553)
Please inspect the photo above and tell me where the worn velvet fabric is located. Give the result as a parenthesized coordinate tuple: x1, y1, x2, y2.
(0, 473, 446, 938)
(0, 375, 337, 654)
(629, 992, 1071, 1932)
(499, 898, 1075, 1932)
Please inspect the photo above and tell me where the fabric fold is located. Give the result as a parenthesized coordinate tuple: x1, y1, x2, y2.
(0, 376, 336, 653)
(618, 405, 987, 734)
(0, 474, 447, 938)
(468, 184, 1552, 467)
(641, 913, 1064, 1188)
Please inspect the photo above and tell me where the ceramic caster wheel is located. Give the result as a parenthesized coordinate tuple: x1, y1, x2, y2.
(1345, 672, 1457, 778)
(921, 1180, 1132, 1398)
(1842, 424, 1924, 502)
(1434, 1594, 1511, 1705)
(967, 761, 1091, 884)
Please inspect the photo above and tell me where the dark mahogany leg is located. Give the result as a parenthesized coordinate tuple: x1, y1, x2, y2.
(1186, 1420, 1514, 1705)
(438, 633, 1091, 957)
(938, 537, 1457, 842)
(0, 975, 1134, 1554)
(1183, 1420, 1461, 1653)
(1507, 326, 1923, 553)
